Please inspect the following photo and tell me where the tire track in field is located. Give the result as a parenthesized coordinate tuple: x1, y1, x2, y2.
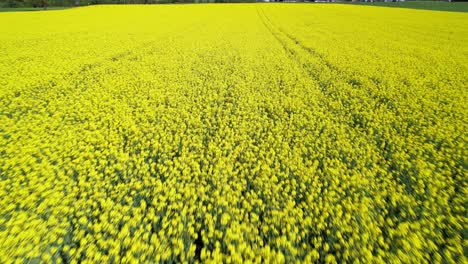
(256, 7, 391, 171)
(257, 7, 335, 90)
(258, 7, 385, 98)
(257, 7, 367, 128)
(256, 7, 409, 143)
(257, 7, 435, 260)
(257, 7, 384, 262)
(257, 8, 467, 256)
(257, 7, 391, 107)
(256, 7, 424, 133)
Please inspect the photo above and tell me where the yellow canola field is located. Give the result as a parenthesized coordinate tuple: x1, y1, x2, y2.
(0, 4, 467, 263)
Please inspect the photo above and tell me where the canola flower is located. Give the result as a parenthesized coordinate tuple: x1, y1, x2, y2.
(0, 4, 467, 263)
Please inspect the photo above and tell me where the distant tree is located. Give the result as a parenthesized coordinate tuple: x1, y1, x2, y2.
(31, 0, 48, 8)
(5, 0, 25, 7)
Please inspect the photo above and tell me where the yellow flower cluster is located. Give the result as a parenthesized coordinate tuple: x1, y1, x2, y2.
(0, 4, 466, 263)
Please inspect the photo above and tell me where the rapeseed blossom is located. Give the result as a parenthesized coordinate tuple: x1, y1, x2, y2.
(0, 3, 466, 263)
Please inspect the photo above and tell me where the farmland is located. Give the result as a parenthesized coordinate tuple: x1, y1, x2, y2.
(0, 4, 467, 263)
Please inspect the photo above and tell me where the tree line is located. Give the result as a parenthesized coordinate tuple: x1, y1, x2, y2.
(1, 0, 259, 7)
(1, 0, 461, 8)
